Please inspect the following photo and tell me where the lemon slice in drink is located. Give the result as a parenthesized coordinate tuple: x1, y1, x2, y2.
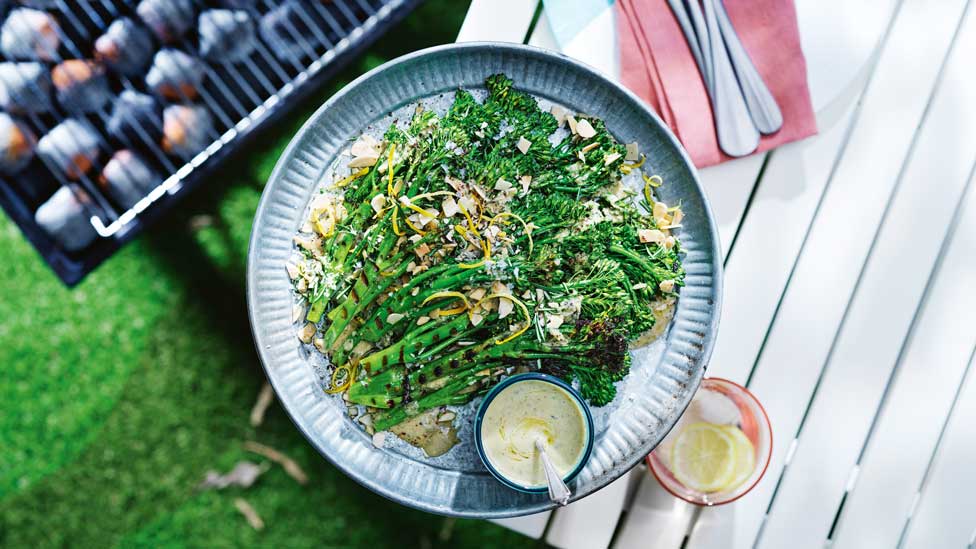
(722, 425, 756, 492)
(669, 422, 737, 493)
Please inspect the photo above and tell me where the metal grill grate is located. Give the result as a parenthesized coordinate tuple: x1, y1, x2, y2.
(0, 0, 418, 284)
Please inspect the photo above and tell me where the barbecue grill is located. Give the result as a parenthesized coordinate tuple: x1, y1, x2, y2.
(0, 0, 419, 285)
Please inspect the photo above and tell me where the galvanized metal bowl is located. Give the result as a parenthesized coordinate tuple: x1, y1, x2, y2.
(247, 42, 722, 518)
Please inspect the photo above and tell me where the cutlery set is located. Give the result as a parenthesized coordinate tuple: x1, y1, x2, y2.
(667, 0, 782, 156)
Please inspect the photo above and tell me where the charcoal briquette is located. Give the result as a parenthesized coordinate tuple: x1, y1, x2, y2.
(146, 48, 206, 101)
(37, 118, 101, 179)
(136, 0, 195, 44)
(99, 150, 162, 209)
(161, 104, 213, 158)
(0, 112, 36, 175)
(0, 61, 52, 113)
(35, 185, 98, 251)
(52, 59, 112, 113)
(198, 9, 256, 62)
(1, 8, 60, 61)
(94, 17, 154, 76)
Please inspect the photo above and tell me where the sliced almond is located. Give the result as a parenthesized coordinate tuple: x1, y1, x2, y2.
(416, 316, 431, 326)
(547, 314, 564, 330)
(604, 152, 622, 166)
(297, 322, 316, 344)
(468, 287, 486, 300)
(441, 196, 459, 217)
(550, 105, 567, 126)
(576, 119, 596, 139)
(458, 195, 477, 214)
(314, 338, 327, 353)
(386, 313, 405, 324)
(352, 340, 373, 356)
(285, 262, 300, 280)
(445, 175, 465, 191)
(519, 175, 532, 194)
(415, 243, 431, 257)
(470, 182, 488, 201)
(567, 115, 578, 135)
(664, 236, 676, 250)
(350, 134, 380, 157)
(632, 282, 648, 290)
(437, 411, 457, 423)
(411, 287, 420, 296)
(491, 280, 511, 295)
(348, 154, 379, 168)
(653, 201, 669, 219)
(293, 235, 323, 256)
(470, 312, 484, 327)
(659, 279, 675, 292)
(625, 142, 640, 161)
(292, 302, 306, 323)
(494, 178, 513, 192)
(671, 208, 684, 226)
(639, 228, 666, 244)
(516, 136, 532, 154)
(498, 296, 514, 319)
(370, 193, 387, 214)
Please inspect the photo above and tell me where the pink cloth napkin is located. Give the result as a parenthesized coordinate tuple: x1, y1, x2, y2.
(616, 0, 818, 167)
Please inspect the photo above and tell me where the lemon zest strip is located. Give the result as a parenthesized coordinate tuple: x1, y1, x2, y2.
(331, 167, 369, 189)
(422, 291, 472, 315)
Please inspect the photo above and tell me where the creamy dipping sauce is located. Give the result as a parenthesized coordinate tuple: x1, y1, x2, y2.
(480, 380, 588, 488)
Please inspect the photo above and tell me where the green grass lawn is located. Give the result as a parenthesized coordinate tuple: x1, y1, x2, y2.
(0, 3, 545, 546)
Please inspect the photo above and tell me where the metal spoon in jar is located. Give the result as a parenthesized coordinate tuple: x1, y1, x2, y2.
(536, 439, 571, 505)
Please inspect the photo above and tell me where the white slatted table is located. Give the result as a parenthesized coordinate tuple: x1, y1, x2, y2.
(458, 0, 976, 547)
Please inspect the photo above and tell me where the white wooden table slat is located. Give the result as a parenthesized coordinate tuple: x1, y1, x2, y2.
(902, 336, 976, 547)
(544, 470, 633, 549)
(828, 7, 976, 545)
(612, 473, 696, 549)
(549, 5, 618, 79)
(752, 0, 974, 545)
(527, 10, 558, 49)
(698, 155, 766, 259)
(490, 512, 552, 539)
(834, 182, 976, 544)
(456, 0, 539, 43)
(688, 0, 966, 545)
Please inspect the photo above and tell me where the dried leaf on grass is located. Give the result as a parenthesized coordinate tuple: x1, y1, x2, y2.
(249, 382, 274, 427)
(234, 498, 265, 531)
(438, 518, 456, 542)
(198, 461, 269, 490)
(244, 440, 309, 485)
(188, 214, 214, 231)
